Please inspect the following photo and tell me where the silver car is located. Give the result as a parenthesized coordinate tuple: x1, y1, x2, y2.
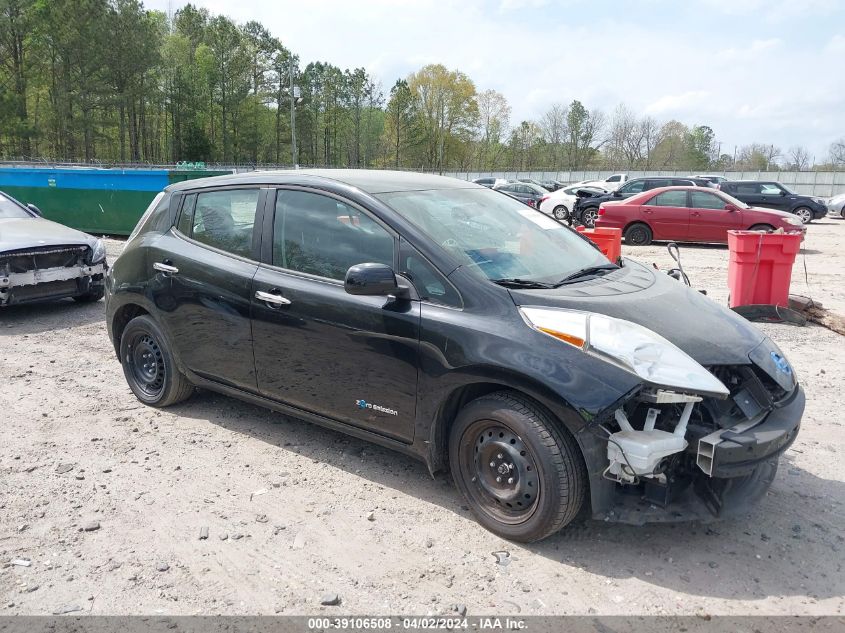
(0, 191, 107, 307)
(827, 192, 845, 218)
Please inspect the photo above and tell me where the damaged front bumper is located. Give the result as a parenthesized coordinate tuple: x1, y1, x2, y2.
(591, 381, 804, 526)
(0, 262, 106, 306)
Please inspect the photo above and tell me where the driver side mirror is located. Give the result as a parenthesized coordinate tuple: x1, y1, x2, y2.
(780, 190, 788, 196)
(345, 263, 399, 297)
(724, 203, 737, 212)
(26, 203, 42, 216)
(612, 190, 622, 198)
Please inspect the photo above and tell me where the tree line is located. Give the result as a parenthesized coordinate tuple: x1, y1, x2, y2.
(2, 0, 843, 171)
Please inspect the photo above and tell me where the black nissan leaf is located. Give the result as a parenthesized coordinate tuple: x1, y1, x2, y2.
(105, 171, 804, 542)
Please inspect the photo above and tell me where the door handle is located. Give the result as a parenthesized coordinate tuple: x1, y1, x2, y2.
(691, 211, 701, 217)
(255, 289, 291, 307)
(153, 261, 179, 275)
(643, 207, 653, 214)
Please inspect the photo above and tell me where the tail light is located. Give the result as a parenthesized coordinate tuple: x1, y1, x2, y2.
(598, 206, 606, 215)
(539, 196, 549, 205)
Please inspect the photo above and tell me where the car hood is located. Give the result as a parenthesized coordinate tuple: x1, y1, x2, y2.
(508, 259, 766, 366)
(746, 206, 795, 220)
(0, 217, 97, 252)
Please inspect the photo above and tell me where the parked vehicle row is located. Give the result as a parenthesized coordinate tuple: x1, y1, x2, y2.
(573, 177, 716, 228)
(595, 186, 805, 245)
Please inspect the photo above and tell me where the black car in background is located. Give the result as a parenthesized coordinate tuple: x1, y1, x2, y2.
(494, 181, 547, 207)
(574, 176, 714, 227)
(718, 181, 826, 224)
(516, 178, 551, 191)
(106, 170, 804, 542)
(539, 180, 566, 191)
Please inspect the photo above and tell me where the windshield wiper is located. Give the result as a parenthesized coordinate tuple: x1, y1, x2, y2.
(492, 277, 555, 289)
(553, 264, 618, 287)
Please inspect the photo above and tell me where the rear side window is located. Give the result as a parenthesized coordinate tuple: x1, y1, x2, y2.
(179, 189, 259, 258)
(620, 180, 646, 194)
(273, 190, 395, 280)
(647, 179, 672, 189)
(606, 175, 621, 182)
(735, 183, 763, 195)
(650, 190, 688, 207)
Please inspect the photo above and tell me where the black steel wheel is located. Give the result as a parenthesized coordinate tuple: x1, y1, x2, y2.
(449, 391, 587, 542)
(624, 222, 653, 246)
(119, 315, 193, 407)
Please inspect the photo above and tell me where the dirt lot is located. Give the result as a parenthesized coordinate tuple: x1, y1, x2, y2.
(2, 219, 844, 616)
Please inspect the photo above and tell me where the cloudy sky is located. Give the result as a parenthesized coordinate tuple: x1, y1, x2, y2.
(146, 0, 845, 162)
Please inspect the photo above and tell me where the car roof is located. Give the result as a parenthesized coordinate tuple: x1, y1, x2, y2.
(166, 169, 480, 194)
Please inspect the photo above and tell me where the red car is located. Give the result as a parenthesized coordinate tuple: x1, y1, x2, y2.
(595, 186, 806, 245)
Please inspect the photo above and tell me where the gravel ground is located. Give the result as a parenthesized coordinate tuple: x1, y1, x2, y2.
(1, 219, 843, 616)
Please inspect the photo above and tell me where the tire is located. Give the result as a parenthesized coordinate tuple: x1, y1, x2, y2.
(623, 222, 653, 246)
(580, 206, 599, 228)
(73, 286, 105, 303)
(552, 205, 568, 221)
(749, 224, 775, 232)
(793, 207, 813, 224)
(448, 391, 587, 543)
(119, 314, 194, 407)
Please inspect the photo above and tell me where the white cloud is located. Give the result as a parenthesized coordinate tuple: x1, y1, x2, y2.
(826, 34, 845, 53)
(716, 38, 781, 61)
(645, 92, 712, 116)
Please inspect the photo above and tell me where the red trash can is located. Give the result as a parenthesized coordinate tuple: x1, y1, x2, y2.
(575, 226, 622, 263)
(727, 230, 803, 308)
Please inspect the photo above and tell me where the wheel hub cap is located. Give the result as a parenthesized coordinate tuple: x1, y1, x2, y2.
(469, 425, 539, 521)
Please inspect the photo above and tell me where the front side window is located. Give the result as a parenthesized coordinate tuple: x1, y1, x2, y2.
(273, 190, 394, 280)
(187, 189, 259, 258)
(650, 190, 688, 207)
(0, 194, 33, 219)
(690, 191, 726, 210)
(377, 187, 609, 285)
(761, 183, 784, 195)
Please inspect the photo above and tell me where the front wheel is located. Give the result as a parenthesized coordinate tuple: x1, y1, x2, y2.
(749, 224, 775, 232)
(580, 206, 599, 228)
(552, 205, 568, 221)
(119, 315, 194, 407)
(448, 391, 587, 542)
(794, 207, 813, 224)
(73, 286, 105, 303)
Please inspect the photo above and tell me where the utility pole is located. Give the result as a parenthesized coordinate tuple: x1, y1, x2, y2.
(289, 63, 297, 167)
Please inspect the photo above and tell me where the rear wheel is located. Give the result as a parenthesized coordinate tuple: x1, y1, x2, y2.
(552, 205, 568, 221)
(749, 224, 775, 232)
(624, 222, 653, 246)
(120, 315, 193, 407)
(448, 391, 587, 542)
(794, 207, 813, 224)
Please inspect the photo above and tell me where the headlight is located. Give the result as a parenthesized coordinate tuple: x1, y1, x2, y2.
(520, 306, 729, 398)
(91, 238, 107, 264)
(785, 216, 803, 226)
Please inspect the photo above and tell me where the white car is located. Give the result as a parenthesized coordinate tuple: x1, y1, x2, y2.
(539, 185, 608, 220)
(579, 173, 628, 191)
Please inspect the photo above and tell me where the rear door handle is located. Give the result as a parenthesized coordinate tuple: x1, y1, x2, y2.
(153, 262, 179, 275)
(255, 289, 291, 307)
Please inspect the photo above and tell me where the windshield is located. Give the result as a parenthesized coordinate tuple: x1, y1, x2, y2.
(0, 194, 33, 219)
(377, 188, 610, 284)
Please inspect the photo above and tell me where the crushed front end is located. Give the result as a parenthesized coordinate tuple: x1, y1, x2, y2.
(0, 244, 106, 306)
(590, 345, 803, 525)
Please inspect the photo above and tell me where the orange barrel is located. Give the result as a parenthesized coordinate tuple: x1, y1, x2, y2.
(574, 227, 622, 263)
(727, 230, 803, 308)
